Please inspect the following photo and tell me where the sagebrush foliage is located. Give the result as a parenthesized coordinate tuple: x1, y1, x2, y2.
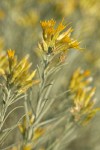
(0, 18, 100, 150)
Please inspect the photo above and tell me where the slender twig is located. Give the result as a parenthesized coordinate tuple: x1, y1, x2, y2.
(3, 106, 24, 126)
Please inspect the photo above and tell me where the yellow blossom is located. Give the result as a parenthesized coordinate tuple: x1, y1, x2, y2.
(69, 68, 92, 92)
(3, 50, 39, 94)
(7, 49, 15, 59)
(40, 19, 56, 30)
(19, 112, 45, 142)
(69, 68, 100, 125)
(33, 128, 45, 140)
(18, 112, 35, 134)
(23, 144, 32, 150)
(39, 19, 81, 57)
(18, 113, 45, 150)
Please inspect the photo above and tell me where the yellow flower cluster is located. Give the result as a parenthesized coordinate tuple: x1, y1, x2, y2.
(23, 144, 32, 150)
(69, 68, 92, 92)
(18, 112, 45, 150)
(2, 49, 38, 94)
(69, 68, 100, 125)
(39, 19, 81, 58)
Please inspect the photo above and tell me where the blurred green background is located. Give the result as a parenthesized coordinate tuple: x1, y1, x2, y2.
(0, 0, 100, 149)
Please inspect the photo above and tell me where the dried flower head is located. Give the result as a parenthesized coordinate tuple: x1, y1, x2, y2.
(39, 19, 81, 57)
(69, 68, 92, 92)
(69, 68, 100, 125)
(3, 50, 39, 94)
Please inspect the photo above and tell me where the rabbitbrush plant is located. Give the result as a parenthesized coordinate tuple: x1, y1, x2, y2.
(0, 19, 100, 150)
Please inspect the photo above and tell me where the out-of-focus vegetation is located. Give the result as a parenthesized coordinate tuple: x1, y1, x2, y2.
(0, 0, 100, 150)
